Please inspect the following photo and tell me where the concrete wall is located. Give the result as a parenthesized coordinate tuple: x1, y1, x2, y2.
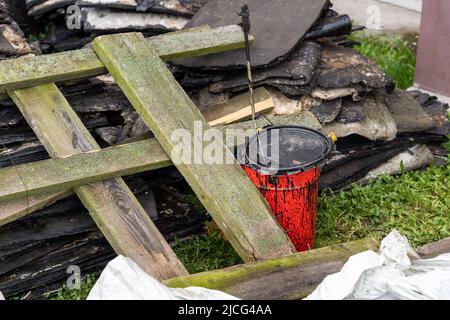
(332, 0, 421, 32)
(414, 0, 450, 97)
(377, 0, 422, 12)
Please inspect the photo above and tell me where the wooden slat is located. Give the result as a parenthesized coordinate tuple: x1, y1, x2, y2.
(203, 87, 274, 127)
(0, 25, 250, 94)
(93, 32, 295, 262)
(0, 24, 252, 222)
(0, 190, 72, 227)
(0, 112, 321, 226)
(417, 237, 450, 259)
(0, 139, 171, 203)
(8, 83, 188, 280)
(165, 238, 379, 300)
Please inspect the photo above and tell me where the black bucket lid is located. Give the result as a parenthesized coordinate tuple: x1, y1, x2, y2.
(237, 125, 333, 175)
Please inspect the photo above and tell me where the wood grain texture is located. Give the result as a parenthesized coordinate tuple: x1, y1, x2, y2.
(203, 87, 274, 127)
(0, 139, 171, 203)
(417, 237, 450, 259)
(8, 83, 188, 280)
(0, 190, 72, 227)
(93, 32, 296, 262)
(0, 25, 249, 94)
(165, 238, 379, 300)
(0, 112, 321, 225)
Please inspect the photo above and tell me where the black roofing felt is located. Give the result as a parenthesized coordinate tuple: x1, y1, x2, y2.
(177, 0, 329, 70)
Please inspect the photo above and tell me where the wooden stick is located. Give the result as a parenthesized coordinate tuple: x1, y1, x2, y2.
(0, 23, 252, 226)
(9, 83, 188, 280)
(203, 87, 274, 126)
(0, 139, 171, 203)
(0, 111, 321, 226)
(417, 237, 450, 259)
(0, 190, 72, 227)
(93, 32, 295, 261)
(165, 238, 380, 300)
(0, 25, 251, 94)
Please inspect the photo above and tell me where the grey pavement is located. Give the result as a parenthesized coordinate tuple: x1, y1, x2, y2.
(332, 0, 422, 33)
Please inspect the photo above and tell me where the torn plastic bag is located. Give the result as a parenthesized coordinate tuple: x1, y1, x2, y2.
(306, 230, 450, 300)
(87, 256, 239, 300)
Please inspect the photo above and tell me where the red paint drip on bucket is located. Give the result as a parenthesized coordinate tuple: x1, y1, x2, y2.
(238, 126, 333, 252)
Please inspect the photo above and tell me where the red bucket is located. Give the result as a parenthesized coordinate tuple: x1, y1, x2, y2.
(237, 126, 333, 252)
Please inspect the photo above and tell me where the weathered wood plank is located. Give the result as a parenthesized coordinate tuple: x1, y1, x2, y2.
(165, 238, 380, 300)
(0, 139, 171, 203)
(417, 237, 450, 259)
(0, 24, 247, 99)
(93, 32, 295, 261)
(0, 112, 321, 225)
(203, 87, 274, 127)
(8, 83, 188, 280)
(0, 25, 250, 94)
(0, 190, 72, 227)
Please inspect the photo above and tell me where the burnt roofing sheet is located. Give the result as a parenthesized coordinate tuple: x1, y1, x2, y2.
(176, 0, 328, 69)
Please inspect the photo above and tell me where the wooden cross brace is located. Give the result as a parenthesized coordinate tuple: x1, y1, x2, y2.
(0, 26, 295, 280)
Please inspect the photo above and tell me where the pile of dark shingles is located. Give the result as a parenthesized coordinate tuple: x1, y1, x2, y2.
(0, 0, 449, 299)
(0, 1, 37, 60)
(16, 0, 448, 187)
(0, 1, 208, 300)
(23, 0, 207, 52)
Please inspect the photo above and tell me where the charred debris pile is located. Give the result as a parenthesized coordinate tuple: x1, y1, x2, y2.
(0, 0, 449, 299)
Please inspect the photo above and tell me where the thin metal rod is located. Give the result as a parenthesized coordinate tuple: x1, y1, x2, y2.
(239, 4, 257, 130)
(239, 4, 271, 169)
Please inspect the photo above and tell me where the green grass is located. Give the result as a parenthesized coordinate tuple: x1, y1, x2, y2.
(174, 233, 242, 274)
(171, 33, 448, 271)
(51, 152, 449, 299)
(50, 33, 449, 300)
(50, 235, 242, 300)
(175, 155, 450, 263)
(171, 154, 450, 275)
(350, 32, 417, 89)
(316, 157, 450, 248)
(27, 24, 50, 42)
(50, 274, 99, 300)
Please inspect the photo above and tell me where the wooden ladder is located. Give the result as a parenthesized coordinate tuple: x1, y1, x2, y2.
(0, 26, 295, 281)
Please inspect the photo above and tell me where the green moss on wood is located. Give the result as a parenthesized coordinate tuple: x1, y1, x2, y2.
(0, 139, 171, 203)
(164, 238, 379, 293)
(9, 83, 188, 280)
(93, 32, 295, 262)
(0, 25, 249, 94)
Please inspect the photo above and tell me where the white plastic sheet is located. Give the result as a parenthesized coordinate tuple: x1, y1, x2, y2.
(306, 230, 450, 300)
(0, 291, 4, 300)
(87, 255, 239, 300)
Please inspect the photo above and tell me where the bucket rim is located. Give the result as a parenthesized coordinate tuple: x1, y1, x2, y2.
(237, 125, 334, 175)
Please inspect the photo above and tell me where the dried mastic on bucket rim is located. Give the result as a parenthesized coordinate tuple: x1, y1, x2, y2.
(237, 125, 333, 175)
